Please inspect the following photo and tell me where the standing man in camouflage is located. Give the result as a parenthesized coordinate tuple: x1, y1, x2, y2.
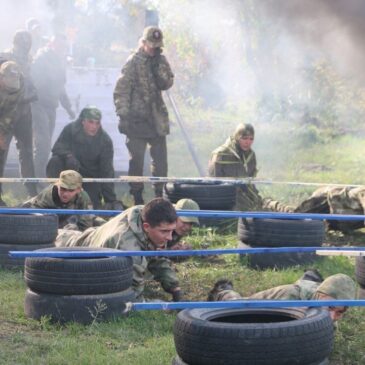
(22, 170, 105, 231)
(55, 198, 182, 301)
(1, 30, 38, 197)
(46, 106, 121, 210)
(0, 61, 23, 205)
(31, 33, 75, 178)
(113, 26, 174, 205)
(208, 272, 356, 323)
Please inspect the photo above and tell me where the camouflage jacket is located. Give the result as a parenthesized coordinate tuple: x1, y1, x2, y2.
(208, 136, 258, 178)
(21, 184, 103, 231)
(217, 279, 319, 301)
(113, 48, 174, 138)
(31, 47, 72, 111)
(0, 49, 37, 105)
(0, 82, 23, 135)
(59, 205, 179, 297)
(51, 119, 116, 202)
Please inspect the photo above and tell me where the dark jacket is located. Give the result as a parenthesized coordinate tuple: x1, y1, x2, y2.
(51, 119, 116, 202)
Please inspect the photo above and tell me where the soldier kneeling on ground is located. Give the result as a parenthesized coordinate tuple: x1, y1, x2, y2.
(208, 270, 356, 323)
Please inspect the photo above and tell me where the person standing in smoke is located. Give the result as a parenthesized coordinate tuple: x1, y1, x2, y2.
(0, 61, 23, 206)
(0, 30, 38, 197)
(113, 26, 174, 205)
(31, 33, 75, 178)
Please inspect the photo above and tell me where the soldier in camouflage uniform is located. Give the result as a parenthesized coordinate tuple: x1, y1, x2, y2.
(46, 106, 121, 210)
(208, 273, 355, 322)
(113, 26, 174, 205)
(209, 123, 292, 212)
(31, 34, 75, 177)
(295, 186, 365, 232)
(55, 198, 182, 301)
(0, 61, 23, 206)
(22, 170, 105, 231)
(1, 30, 38, 197)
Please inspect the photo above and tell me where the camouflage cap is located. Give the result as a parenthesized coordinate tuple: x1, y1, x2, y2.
(175, 199, 200, 225)
(79, 106, 102, 121)
(142, 26, 164, 48)
(315, 273, 356, 300)
(234, 123, 255, 141)
(57, 170, 83, 190)
(0, 61, 21, 90)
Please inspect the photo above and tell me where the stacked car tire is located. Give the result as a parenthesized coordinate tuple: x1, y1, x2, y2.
(24, 247, 135, 324)
(237, 218, 326, 269)
(0, 214, 58, 269)
(172, 307, 333, 365)
(163, 182, 236, 228)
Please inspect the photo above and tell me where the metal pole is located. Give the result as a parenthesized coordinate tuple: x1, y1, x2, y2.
(166, 91, 205, 177)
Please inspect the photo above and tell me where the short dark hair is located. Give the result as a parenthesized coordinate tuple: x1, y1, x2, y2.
(141, 198, 177, 227)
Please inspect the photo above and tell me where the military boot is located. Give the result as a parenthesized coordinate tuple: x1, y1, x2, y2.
(133, 191, 144, 205)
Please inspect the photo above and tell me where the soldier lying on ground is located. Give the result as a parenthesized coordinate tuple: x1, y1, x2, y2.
(294, 186, 365, 233)
(55, 198, 183, 302)
(22, 170, 105, 231)
(208, 271, 356, 322)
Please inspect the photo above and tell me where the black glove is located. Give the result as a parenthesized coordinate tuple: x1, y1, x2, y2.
(66, 154, 80, 171)
(118, 116, 129, 134)
(172, 290, 184, 302)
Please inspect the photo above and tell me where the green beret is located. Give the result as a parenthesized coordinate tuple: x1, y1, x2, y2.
(79, 106, 102, 121)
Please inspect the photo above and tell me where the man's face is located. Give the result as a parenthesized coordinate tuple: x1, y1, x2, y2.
(57, 185, 81, 204)
(238, 135, 254, 151)
(82, 119, 101, 136)
(175, 218, 193, 237)
(143, 221, 176, 249)
(142, 43, 156, 57)
(318, 293, 348, 322)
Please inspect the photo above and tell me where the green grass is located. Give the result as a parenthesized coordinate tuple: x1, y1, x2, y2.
(2, 118, 365, 364)
(1, 229, 365, 364)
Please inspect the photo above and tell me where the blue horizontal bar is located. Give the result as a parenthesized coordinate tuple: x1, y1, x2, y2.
(131, 299, 365, 311)
(1, 207, 365, 221)
(9, 246, 365, 259)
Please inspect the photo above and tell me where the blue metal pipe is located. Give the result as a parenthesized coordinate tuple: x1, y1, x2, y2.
(1, 207, 365, 221)
(131, 299, 365, 311)
(9, 246, 365, 259)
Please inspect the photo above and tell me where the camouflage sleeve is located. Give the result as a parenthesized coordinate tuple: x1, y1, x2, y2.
(59, 87, 73, 114)
(113, 59, 134, 118)
(76, 191, 97, 231)
(0, 81, 23, 134)
(208, 153, 225, 177)
(150, 54, 174, 91)
(147, 257, 179, 292)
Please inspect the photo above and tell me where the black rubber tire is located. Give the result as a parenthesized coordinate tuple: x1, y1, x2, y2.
(24, 287, 136, 324)
(0, 243, 55, 270)
(174, 307, 333, 365)
(238, 242, 318, 270)
(0, 214, 58, 244)
(164, 183, 236, 210)
(355, 257, 365, 288)
(171, 355, 329, 365)
(237, 218, 325, 247)
(24, 247, 133, 295)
